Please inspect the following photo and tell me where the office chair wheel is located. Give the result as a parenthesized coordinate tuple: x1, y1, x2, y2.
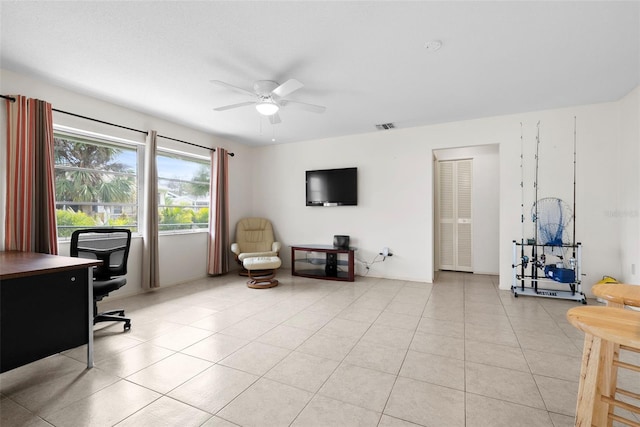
(124, 321, 131, 331)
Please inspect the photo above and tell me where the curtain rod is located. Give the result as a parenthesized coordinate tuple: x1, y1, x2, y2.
(54, 108, 148, 135)
(1, 94, 234, 156)
(158, 134, 234, 156)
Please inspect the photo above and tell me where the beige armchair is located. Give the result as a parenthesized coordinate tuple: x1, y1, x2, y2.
(231, 218, 281, 275)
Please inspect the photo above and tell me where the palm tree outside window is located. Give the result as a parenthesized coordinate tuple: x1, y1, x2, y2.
(53, 133, 140, 237)
(156, 151, 210, 233)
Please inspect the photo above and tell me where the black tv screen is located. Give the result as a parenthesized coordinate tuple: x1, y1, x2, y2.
(306, 167, 357, 206)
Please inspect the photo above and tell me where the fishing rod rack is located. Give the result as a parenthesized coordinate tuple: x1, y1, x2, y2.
(511, 119, 585, 303)
(511, 240, 586, 303)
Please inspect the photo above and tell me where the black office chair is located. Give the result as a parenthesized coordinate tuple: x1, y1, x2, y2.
(70, 228, 132, 331)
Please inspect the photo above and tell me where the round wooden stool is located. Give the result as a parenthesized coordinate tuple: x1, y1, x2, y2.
(567, 306, 640, 427)
(592, 283, 640, 308)
(242, 256, 281, 289)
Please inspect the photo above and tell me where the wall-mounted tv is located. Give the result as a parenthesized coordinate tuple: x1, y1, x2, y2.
(306, 167, 357, 206)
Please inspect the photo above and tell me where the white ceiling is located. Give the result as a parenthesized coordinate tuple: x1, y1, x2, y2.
(1, 1, 638, 146)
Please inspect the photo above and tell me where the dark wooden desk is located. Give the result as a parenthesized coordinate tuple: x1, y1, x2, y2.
(0, 251, 101, 373)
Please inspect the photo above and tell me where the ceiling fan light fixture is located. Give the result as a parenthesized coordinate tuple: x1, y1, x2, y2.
(424, 40, 442, 52)
(256, 100, 279, 116)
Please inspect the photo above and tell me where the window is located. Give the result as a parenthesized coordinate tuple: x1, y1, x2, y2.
(54, 132, 141, 238)
(157, 151, 210, 232)
(53, 128, 209, 237)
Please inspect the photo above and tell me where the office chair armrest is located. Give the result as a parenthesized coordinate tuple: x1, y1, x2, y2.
(76, 245, 126, 280)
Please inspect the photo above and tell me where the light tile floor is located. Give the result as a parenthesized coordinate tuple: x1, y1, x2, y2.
(1, 271, 638, 426)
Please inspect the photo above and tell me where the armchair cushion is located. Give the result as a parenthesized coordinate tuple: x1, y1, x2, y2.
(232, 217, 280, 261)
(231, 243, 241, 256)
(238, 251, 278, 261)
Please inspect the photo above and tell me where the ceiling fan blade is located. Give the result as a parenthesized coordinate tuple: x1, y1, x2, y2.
(280, 99, 326, 114)
(210, 80, 256, 97)
(272, 79, 304, 98)
(269, 113, 282, 125)
(213, 101, 255, 112)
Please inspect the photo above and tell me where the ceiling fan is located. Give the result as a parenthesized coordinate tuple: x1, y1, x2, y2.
(210, 79, 326, 124)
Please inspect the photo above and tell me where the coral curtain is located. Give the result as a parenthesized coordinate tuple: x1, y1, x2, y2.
(207, 147, 230, 275)
(142, 130, 160, 288)
(4, 96, 58, 254)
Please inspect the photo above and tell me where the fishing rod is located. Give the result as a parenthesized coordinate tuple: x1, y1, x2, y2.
(532, 121, 542, 289)
(572, 116, 577, 261)
(534, 121, 541, 247)
(519, 123, 528, 272)
(520, 122, 525, 244)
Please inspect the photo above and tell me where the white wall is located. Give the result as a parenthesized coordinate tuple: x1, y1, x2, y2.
(251, 132, 432, 281)
(2, 68, 638, 297)
(472, 150, 500, 275)
(252, 94, 636, 295)
(0, 69, 254, 297)
(617, 86, 640, 284)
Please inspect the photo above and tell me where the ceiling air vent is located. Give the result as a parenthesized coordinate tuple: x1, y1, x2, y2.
(375, 123, 395, 130)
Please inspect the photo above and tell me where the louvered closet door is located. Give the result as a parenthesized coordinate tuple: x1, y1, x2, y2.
(438, 159, 473, 272)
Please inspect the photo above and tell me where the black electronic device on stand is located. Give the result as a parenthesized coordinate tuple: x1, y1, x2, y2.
(325, 253, 338, 276)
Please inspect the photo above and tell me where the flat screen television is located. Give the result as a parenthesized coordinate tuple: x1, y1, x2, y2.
(306, 167, 357, 206)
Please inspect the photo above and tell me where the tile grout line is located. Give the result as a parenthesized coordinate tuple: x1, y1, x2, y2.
(288, 279, 403, 426)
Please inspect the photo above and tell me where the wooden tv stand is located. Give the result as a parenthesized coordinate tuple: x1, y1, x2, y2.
(291, 245, 355, 282)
